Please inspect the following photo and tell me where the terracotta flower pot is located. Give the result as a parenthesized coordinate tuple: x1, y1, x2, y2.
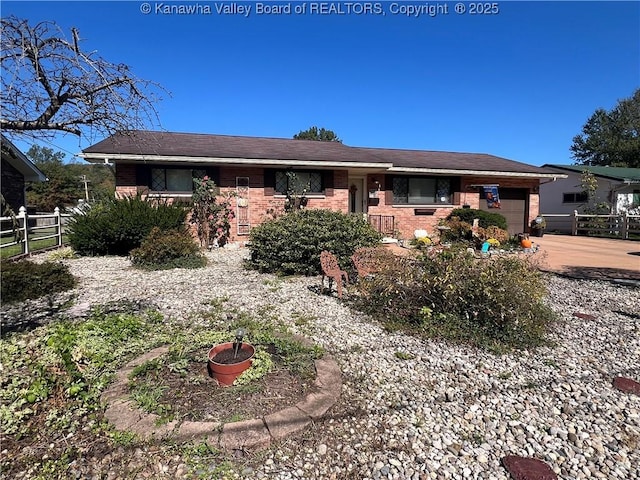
(207, 342, 255, 387)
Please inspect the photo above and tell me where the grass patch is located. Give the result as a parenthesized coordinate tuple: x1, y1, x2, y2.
(0, 232, 69, 259)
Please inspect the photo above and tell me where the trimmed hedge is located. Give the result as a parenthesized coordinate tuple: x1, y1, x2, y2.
(246, 209, 382, 275)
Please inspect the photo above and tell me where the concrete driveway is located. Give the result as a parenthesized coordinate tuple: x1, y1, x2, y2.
(531, 234, 640, 281)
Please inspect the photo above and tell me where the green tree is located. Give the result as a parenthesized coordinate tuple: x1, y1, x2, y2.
(25, 145, 115, 211)
(26, 146, 78, 211)
(579, 170, 610, 214)
(570, 89, 640, 168)
(293, 126, 342, 143)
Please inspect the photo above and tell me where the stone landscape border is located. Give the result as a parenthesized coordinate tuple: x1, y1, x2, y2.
(101, 345, 342, 450)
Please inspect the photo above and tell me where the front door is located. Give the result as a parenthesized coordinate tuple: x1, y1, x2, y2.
(348, 177, 366, 215)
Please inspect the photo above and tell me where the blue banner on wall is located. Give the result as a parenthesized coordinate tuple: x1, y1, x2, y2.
(483, 186, 501, 209)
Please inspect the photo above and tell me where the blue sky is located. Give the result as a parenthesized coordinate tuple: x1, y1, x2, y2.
(3, 1, 639, 166)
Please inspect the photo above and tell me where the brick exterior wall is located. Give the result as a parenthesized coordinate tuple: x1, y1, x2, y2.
(114, 163, 541, 242)
(366, 175, 540, 239)
(217, 167, 350, 242)
(1, 158, 26, 212)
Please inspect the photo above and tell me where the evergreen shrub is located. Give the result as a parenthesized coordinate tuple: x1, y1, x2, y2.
(130, 227, 206, 270)
(446, 208, 508, 230)
(246, 209, 382, 275)
(1, 260, 76, 303)
(67, 196, 188, 256)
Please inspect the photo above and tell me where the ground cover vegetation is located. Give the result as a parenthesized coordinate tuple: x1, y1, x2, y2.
(67, 195, 188, 256)
(0, 298, 322, 479)
(246, 209, 382, 275)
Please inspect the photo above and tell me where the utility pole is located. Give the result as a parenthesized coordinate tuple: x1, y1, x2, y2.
(80, 175, 90, 201)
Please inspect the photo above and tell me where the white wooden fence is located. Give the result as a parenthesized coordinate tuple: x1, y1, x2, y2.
(0, 206, 71, 256)
(541, 211, 640, 239)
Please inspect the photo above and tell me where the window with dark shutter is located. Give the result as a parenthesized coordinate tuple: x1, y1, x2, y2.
(273, 170, 324, 194)
(392, 176, 452, 205)
(146, 167, 219, 192)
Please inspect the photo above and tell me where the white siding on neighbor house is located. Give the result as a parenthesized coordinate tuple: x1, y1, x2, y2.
(540, 169, 626, 233)
(615, 188, 640, 215)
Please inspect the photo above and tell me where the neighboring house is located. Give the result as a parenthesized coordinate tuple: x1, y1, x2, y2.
(540, 164, 640, 232)
(81, 130, 560, 239)
(1, 134, 47, 212)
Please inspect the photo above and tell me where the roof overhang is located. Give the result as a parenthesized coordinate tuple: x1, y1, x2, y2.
(1, 134, 47, 182)
(387, 166, 564, 179)
(81, 152, 565, 179)
(80, 152, 394, 170)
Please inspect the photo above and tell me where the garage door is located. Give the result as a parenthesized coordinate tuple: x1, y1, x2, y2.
(480, 188, 527, 236)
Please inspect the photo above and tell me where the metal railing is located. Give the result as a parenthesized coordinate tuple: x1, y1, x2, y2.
(1, 206, 71, 257)
(368, 215, 395, 236)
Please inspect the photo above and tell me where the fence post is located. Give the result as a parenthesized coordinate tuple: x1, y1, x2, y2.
(622, 212, 629, 240)
(18, 206, 29, 254)
(572, 210, 578, 236)
(54, 207, 62, 247)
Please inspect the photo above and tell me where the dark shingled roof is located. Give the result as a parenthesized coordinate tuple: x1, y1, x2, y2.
(83, 130, 553, 175)
(83, 131, 380, 164)
(358, 146, 551, 174)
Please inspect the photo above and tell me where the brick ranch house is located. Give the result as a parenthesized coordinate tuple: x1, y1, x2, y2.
(81, 131, 560, 241)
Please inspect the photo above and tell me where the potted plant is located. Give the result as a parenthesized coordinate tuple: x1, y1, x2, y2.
(530, 216, 546, 237)
(207, 329, 255, 387)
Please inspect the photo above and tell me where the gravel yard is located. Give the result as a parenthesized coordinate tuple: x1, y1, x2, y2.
(3, 248, 639, 479)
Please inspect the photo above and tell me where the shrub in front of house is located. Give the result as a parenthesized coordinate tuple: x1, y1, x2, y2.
(446, 208, 508, 230)
(351, 250, 556, 352)
(483, 226, 510, 244)
(1, 260, 76, 303)
(67, 196, 188, 256)
(438, 217, 474, 244)
(246, 209, 382, 275)
(130, 227, 206, 270)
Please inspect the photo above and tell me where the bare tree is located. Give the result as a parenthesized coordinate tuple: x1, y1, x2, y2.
(1, 16, 166, 141)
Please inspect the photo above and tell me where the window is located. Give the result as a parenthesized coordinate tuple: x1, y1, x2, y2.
(150, 168, 206, 191)
(562, 192, 588, 203)
(275, 170, 323, 194)
(393, 176, 452, 204)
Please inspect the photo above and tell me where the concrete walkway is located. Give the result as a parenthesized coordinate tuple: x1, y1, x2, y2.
(531, 234, 640, 281)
